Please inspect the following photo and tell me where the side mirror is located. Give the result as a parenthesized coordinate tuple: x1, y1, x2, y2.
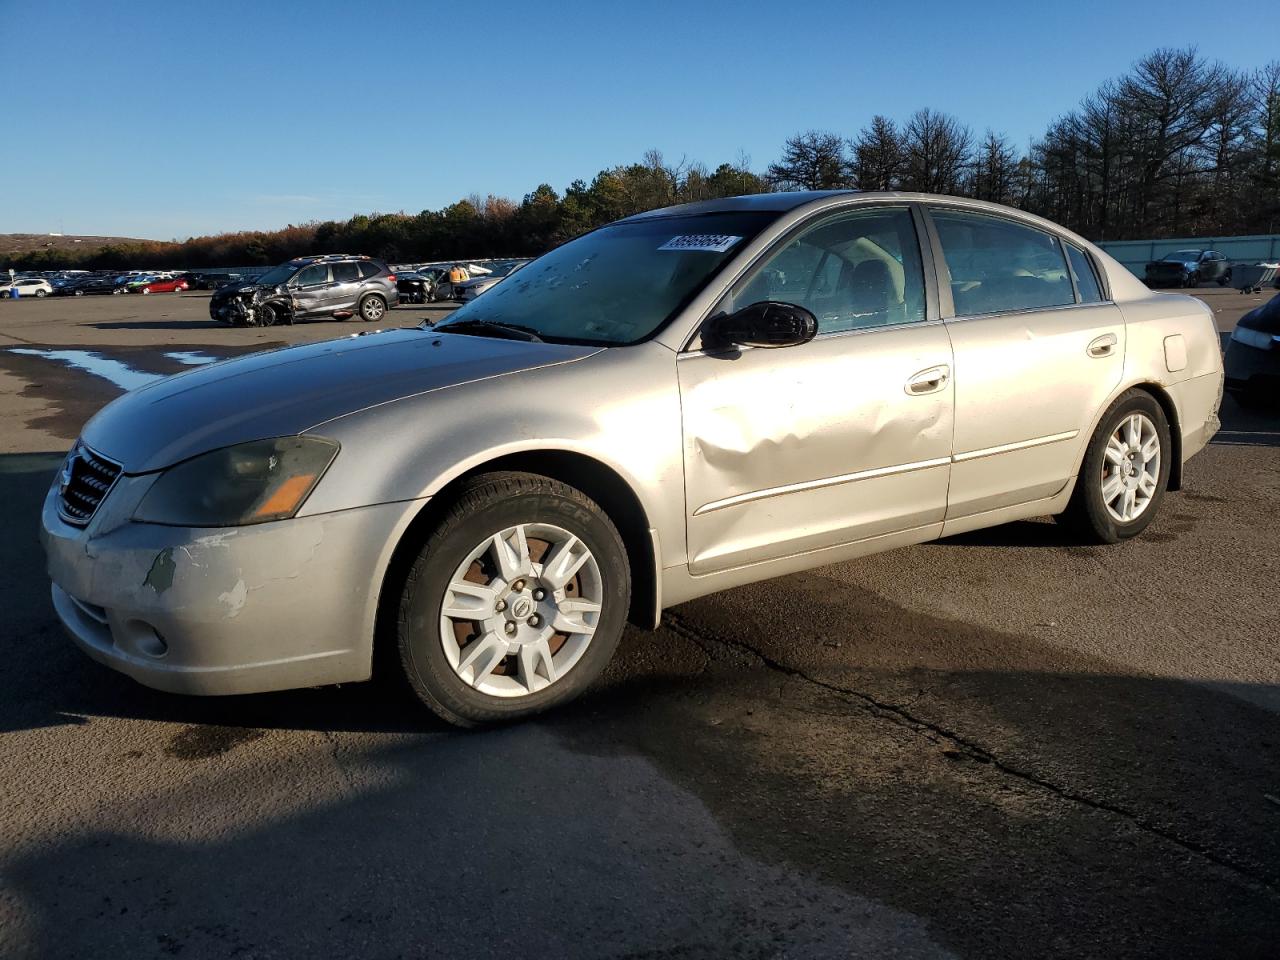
(704, 300, 818, 351)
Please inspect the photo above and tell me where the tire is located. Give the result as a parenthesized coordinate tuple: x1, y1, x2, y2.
(1057, 390, 1171, 544)
(1183, 272, 1199, 288)
(74, 290, 84, 297)
(35, 290, 47, 298)
(141, 287, 151, 295)
(359, 294, 386, 322)
(256, 303, 278, 327)
(396, 471, 630, 727)
(1218, 269, 1232, 287)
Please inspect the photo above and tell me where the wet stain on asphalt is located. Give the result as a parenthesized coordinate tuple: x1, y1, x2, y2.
(165, 724, 265, 760)
(0, 344, 285, 443)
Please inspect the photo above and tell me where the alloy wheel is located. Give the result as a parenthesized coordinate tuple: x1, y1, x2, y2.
(439, 522, 602, 698)
(362, 297, 385, 321)
(1101, 413, 1161, 523)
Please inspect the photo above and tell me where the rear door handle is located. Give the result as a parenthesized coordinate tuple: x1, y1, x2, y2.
(905, 364, 950, 396)
(1088, 333, 1118, 358)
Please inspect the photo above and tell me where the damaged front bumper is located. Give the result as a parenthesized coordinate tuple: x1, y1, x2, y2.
(40, 480, 422, 696)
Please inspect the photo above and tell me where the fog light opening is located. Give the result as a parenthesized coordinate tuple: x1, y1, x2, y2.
(128, 621, 168, 658)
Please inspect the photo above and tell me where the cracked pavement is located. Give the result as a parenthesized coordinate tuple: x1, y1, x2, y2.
(1, 290, 1279, 959)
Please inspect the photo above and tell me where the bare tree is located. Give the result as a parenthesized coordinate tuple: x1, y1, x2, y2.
(971, 131, 1018, 204)
(851, 115, 903, 191)
(900, 109, 972, 194)
(767, 131, 851, 190)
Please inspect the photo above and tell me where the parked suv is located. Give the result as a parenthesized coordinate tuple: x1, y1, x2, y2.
(209, 254, 398, 326)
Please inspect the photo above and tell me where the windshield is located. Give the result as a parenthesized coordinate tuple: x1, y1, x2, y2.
(436, 211, 777, 345)
(1163, 250, 1201, 262)
(255, 264, 298, 286)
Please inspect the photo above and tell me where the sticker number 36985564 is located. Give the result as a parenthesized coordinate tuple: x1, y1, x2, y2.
(657, 235, 742, 253)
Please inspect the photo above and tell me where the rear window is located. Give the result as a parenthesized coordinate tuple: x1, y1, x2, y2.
(1066, 244, 1104, 303)
(359, 262, 384, 279)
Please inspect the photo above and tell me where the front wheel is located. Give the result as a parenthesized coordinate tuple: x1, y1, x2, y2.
(1057, 390, 1171, 544)
(359, 294, 386, 322)
(396, 472, 630, 726)
(256, 303, 278, 327)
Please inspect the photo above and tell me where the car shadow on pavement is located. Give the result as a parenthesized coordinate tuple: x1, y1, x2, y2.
(3, 450, 1280, 958)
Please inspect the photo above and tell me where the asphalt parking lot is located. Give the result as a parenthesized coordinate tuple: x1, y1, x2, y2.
(1, 287, 1278, 959)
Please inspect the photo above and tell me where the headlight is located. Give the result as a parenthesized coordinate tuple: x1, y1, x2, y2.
(133, 437, 339, 527)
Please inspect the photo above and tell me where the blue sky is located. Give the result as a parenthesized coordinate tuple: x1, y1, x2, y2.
(1, 0, 1274, 239)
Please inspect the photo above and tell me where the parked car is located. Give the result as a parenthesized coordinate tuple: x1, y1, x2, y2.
(71, 275, 128, 296)
(40, 192, 1223, 726)
(208, 254, 397, 326)
(1223, 291, 1280, 408)
(51, 276, 98, 296)
(1144, 249, 1231, 288)
(127, 275, 189, 294)
(5, 278, 53, 298)
(396, 267, 448, 304)
(455, 261, 527, 302)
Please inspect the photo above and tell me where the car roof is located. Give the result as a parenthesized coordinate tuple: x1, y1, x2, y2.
(619, 191, 852, 221)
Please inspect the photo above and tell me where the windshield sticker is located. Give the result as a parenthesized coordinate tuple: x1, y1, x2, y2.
(658, 235, 742, 253)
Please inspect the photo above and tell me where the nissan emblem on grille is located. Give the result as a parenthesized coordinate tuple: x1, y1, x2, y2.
(57, 442, 122, 526)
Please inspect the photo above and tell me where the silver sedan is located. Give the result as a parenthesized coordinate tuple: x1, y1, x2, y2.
(40, 192, 1223, 725)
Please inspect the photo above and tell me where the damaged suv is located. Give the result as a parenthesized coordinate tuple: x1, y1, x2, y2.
(209, 254, 398, 326)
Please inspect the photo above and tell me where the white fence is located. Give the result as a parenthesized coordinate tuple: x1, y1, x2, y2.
(1097, 234, 1280, 274)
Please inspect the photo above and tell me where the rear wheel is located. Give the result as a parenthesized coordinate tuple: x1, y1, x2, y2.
(359, 294, 386, 322)
(1218, 269, 1232, 287)
(1057, 390, 1171, 544)
(396, 472, 629, 726)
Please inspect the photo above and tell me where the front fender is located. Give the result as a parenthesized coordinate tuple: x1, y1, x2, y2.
(299, 343, 689, 567)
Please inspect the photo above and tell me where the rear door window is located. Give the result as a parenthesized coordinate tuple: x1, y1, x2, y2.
(930, 209, 1075, 316)
(331, 262, 360, 283)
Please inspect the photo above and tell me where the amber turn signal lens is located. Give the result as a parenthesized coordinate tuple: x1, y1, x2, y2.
(253, 473, 317, 518)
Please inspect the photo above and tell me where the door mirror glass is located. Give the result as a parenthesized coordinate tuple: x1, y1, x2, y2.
(705, 301, 818, 350)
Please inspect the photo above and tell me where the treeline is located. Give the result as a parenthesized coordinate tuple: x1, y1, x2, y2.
(769, 48, 1280, 240)
(9, 47, 1278, 271)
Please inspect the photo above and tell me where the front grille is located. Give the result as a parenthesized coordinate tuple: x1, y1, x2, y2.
(58, 443, 122, 526)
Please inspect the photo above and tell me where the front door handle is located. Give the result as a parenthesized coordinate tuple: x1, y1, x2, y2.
(905, 364, 950, 396)
(1088, 333, 1118, 358)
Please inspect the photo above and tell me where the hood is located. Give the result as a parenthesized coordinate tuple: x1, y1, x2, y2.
(1237, 291, 1280, 334)
(82, 328, 600, 473)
